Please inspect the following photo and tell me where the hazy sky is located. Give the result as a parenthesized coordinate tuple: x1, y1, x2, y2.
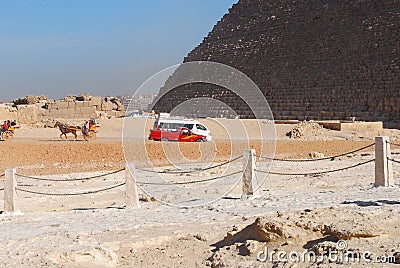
(0, 0, 237, 101)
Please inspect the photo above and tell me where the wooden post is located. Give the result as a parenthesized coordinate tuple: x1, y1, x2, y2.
(4, 168, 17, 213)
(375, 136, 393, 187)
(242, 149, 256, 199)
(125, 163, 140, 208)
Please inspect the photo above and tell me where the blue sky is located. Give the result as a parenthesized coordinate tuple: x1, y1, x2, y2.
(0, 0, 237, 101)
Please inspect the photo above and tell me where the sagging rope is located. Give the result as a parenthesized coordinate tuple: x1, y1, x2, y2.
(257, 143, 375, 162)
(15, 168, 125, 182)
(137, 170, 243, 186)
(255, 159, 375, 176)
(388, 158, 400, 164)
(16, 182, 125, 196)
(136, 155, 243, 174)
(0, 175, 4, 191)
(388, 142, 400, 147)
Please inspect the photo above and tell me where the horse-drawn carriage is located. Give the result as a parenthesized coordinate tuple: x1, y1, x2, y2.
(54, 120, 99, 141)
(82, 122, 98, 141)
(0, 124, 20, 142)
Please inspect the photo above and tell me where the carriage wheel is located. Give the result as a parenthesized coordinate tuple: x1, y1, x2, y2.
(84, 131, 96, 141)
(2, 131, 13, 142)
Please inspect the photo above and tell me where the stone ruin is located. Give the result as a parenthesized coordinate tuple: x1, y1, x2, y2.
(0, 94, 124, 125)
(152, 0, 400, 127)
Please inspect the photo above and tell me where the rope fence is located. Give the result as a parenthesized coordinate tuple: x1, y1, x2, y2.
(15, 168, 125, 182)
(137, 170, 243, 186)
(387, 141, 400, 165)
(388, 158, 400, 165)
(256, 159, 375, 176)
(14, 166, 242, 187)
(257, 143, 375, 162)
(136, 155, 243, 174)
(388, 141, 400, 147)
(0, 173, 5, 191)
(1, 168, 129, 211)
(1, 159, 245, 212)
(16, 182, 126, 196)
(1, 136, 399, 213)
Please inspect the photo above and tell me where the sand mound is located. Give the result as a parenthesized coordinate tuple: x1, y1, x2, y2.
(208, 206, 398, 267)
(49, 246, 119, 267)
(286, 121, 326, 139)
(214, 218, 285, 248)
(322, 223, 380, 240)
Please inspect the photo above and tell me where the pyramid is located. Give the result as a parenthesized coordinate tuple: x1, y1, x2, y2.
(152, 0, 400, 125)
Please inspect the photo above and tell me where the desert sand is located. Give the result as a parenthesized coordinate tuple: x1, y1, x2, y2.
(1, 118, 400, 267)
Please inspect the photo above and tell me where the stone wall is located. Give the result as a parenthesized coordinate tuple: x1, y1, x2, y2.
(0, 94, 124, 125)
(43, 95, 124, 119)
(152, 0, 400, 125)
(0, 104, 17, 122)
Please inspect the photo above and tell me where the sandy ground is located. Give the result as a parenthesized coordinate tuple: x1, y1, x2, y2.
(2, 118, 398, 175)
(1, 118, 400, 267)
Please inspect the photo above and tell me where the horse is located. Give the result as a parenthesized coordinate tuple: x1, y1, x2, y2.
(54, 121, 79, 140)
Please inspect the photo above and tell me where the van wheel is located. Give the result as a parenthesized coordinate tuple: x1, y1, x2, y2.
(196, 139, 203, 142)
(161, 138, 169, 142)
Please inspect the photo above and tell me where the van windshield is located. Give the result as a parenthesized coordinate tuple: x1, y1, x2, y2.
(196, 124, 207, 131)
(183, 124, 194, 130)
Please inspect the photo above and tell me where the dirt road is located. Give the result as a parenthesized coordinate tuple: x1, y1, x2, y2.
(0, 140, 376, 175)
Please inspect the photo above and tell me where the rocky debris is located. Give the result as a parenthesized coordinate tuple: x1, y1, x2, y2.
(102, 97, 124, 112)
(13, 95, 47, 105)
(214, 218, 285, 249)
(322, 223, 380, 240)
(75, 93, 91, 101)
(0, 103, 17, 111)
(194, 234, 207, 242)
(207, 206, 394, 267)
(237, 240, 264, 257)
(295, 221, 324, 232)
(0, 104, 17, 116)
(286, 121, 326, 139)
(207, 252, 225, 268)
(310, 241, 340, 254)
(138, 194, 156, 202)
(64, 95, 76, 102)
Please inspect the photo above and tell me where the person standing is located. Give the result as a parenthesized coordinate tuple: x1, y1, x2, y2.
(2, 121, 8, 131)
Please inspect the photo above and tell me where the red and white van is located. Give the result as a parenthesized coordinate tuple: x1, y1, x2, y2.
(148, 117, 212, 142)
